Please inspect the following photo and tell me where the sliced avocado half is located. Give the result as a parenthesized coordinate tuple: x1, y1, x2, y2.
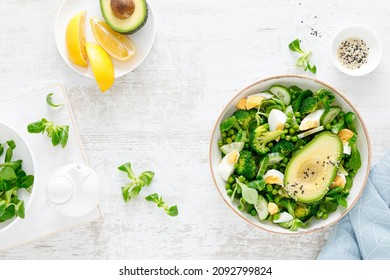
(284, 132, 343, 203)
(100, 0, 148, 34)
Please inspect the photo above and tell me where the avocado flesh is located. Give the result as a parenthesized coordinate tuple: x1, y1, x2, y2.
(100, 0, 148, 34)
(284, 132, 343, 203)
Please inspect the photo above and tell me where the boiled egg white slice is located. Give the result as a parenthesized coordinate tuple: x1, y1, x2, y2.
(268, 109, 287, 132)
(299, 109, 325, 131)
(273, 212, 294, 223)
(218, 150, 240, 181)
(343, 142, 351, 155)
(332, 173, 346, 188)
(263, 169, 284, 186)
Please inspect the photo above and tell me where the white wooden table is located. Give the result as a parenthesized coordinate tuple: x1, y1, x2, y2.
(0, 0, 388, 259)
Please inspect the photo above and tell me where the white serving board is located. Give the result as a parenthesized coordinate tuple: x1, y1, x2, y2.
(0, 84, 103, 251)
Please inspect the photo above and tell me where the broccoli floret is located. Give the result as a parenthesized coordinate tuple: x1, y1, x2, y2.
(294, 204, 317, 222)
(249, 125, 285, 155)
(236, 150, 256, 179)
(233, 110, 255, 130)
(220, 116, 241, 132)
(271, 140, 295, 156)
(299, 96, 318, 115)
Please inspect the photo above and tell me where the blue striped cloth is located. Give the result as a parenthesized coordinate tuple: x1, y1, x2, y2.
(318, 151, 390, 260)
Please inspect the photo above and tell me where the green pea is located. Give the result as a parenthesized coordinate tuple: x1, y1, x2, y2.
(289, 128, 295, 135)
(282, 158, 289, 164)
(234, 163, 239, 169)
(272, 164, 278, 169)
(221, 132, 227, 137)
(228, 129, 235, 136)
(285, 123, 291, 129)
(245, 143, 249, 149)
(231, 135, 236, 140)
(226, 189, 233, 196)
(291, 136, 298, 142)
(286, 117, 293, 124)
(226, 138, 232, 144)
(285, 135, 291, 141)
(273, 213, 280, 220)
(322, 213, 329, 220)
(228, 176, 234, 184)
(279, 167, 285, 173)
(274, 197, 280, 203)
(294, 112, 301, 118)
(338, 111, 345, 118)
(218, 140, 223, 146)
(239, 175, 246, 182)
(316, 210, 323, 217)
(296, 118, 301, 124)
(267, 142, 274, 148)
(266, 184, 273, 192)
(250, 209, 257, 216)
(283, 129, 288, 134)
(280, 134, 286, 140)
(272, 189, 278, 195)
(225, 183, 232, 190)
(236, 188, 242, 195)
(293, 124, 300, 131)
(325, 124, 332, 130)
(287, 112, 293, 118)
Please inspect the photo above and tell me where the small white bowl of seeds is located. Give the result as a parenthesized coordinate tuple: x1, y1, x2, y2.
(331, 25, 382, 76)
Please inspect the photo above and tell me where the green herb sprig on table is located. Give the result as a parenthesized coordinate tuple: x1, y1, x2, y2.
(118, 162, 154, 202)
(288, 39, 317, 74)
(46, 93, 63, 108)
(0, 140, 34, 222)
(27, 118, 69, 148)
(145, 193, 178, 217)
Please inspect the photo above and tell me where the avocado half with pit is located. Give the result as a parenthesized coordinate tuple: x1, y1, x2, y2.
(100, 0, 148, 34)
(284, 132, 343, 203)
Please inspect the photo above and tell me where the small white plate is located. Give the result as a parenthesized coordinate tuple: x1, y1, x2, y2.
(55, 0, 156, 78)
(331, 25, 382, 76)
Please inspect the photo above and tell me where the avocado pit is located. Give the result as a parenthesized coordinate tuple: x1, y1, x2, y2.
(110, 0, 135, 19)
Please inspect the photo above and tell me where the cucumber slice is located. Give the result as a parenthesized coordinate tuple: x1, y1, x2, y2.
(267, 152, 284, 166)
(220, 142, 245, 154)
(269, 85, 291, 105)
(256, 156, 269, 179)
(258, 91, 274, 99)
(320, 106, 341, 125)
(255, 195, 269, 220)
(297, 125, 324, 139)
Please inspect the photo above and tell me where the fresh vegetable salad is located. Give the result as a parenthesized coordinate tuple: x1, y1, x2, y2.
(217, 85, 362, 231)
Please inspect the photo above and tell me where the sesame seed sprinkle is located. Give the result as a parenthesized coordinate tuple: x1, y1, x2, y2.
(337, 38, 369, 69)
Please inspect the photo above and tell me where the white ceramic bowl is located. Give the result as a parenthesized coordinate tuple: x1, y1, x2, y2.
(209, 75, 371, 234)
(0, 123, 36, 233)
(331, 25, 382, 76)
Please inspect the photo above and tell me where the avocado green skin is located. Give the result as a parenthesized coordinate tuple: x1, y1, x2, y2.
(284, 132, 343, 204)
(100, 0, 148, 35)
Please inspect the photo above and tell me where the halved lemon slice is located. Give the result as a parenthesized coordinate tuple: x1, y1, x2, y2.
(85, 43, 115, 93)
(90, 17, 136, 61)
(66, 11, 88, 67)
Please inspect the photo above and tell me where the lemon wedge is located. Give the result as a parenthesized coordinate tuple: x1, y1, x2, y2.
(90, 17, 135, 61)
(85, 43, 115, 92)
(66, 11, 88, 67)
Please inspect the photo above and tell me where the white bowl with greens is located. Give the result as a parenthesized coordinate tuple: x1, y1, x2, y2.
(209, 75, 371, 234)
(0, 123, 36, 233)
